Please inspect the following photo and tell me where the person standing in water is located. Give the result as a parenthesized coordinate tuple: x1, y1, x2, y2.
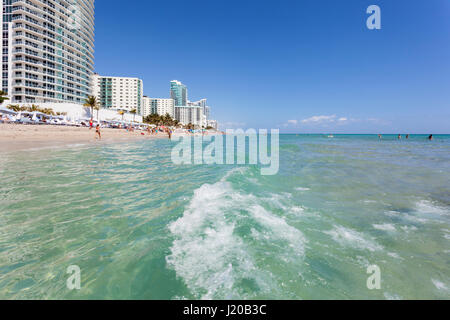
(406, 134, 410, 139)
(95, 124, 101, 140)
(398, 134, 402, 140)
(429, 134, 433, 141)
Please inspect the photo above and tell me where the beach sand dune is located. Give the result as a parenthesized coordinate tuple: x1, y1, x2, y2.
(0, 124, 167, 152)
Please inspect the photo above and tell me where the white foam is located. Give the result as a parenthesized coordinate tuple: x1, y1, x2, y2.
(400, 225, 418, 233)
(295, 187, 310, 191)
(415, 200, 448, 216)
(290, 206, 305, 214)
(249, 204, 306, 257)
(167, 180, 257, 299)
(431, 279, 448, 291)
(166, 169, 305, 299)
(361, 200, 377, 204)
(373, 224, 397, 232)
(384, 292, 402, 300)
(325, 226, 383, 252)
(387, 252, 402, 259)
(443, 229, 450, 240)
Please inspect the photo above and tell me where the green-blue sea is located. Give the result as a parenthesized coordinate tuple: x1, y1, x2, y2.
(0, 134, 449, 300)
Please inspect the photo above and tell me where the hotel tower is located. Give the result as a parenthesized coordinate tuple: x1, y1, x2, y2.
(1, 0, 95, 104)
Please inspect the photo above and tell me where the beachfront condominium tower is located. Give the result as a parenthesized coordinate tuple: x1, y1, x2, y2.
(175, 105, 206, 128)
(142, 96, 174, 118)
(1, 0, 95, 104)
(92, 74, 143, 114)
(188, 98, 210, 120)
(170, 80, 187, 106)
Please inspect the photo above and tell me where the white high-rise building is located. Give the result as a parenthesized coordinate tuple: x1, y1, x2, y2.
(175, 105, 205, 127)
(92, 74, 143, 114)
(204, 106, 210, 120)
(142, 96, 174, 118)
(206, 120, 218, 130)
(142, 96, 151, 117)
(1, 0, 95, 104)
(188, 98, 210, 120)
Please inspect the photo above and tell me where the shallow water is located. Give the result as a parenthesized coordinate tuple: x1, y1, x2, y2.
(0, 135, 449, 299)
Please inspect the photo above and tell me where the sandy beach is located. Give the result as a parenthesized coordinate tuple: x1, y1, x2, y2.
(0, 123, 168, 152)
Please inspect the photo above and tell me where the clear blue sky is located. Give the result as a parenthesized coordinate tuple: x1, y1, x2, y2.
(94, 0, 450, 133)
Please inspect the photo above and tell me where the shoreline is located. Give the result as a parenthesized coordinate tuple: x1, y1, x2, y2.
(0, 123, 169, 152)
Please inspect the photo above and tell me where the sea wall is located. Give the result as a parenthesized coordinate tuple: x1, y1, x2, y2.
(5, 103, 143, 123)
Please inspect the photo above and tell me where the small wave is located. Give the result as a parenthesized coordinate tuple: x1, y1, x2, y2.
(166, 169, 307, 299)
(166, 180, 256, 299)
(415, 200, 448, 216)
(443, 229, 450, 240)
(248, 204, 306, 258)
(400, 225, 418, 233)
(384, 292, 402, 300)
(387, 252, 402, 260)
(295, 187, 310, 192)
(373, 224, 396, 232)
(325, 226, 383, 252)
(431, 279, 449, 292)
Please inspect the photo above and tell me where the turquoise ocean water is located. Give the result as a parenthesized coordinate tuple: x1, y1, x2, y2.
(0, 134, 449, 299)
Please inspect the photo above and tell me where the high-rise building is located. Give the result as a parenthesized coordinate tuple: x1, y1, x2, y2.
(188, 98, 210, 120)
(92, 74, 143, 114)
(1, 0, 95, 104)
(206, 120, 218, 130)
(170, 80, 187, 106)
(204, 106, 210, 120)
(175, 105, 205, 127)
(142, 96, 174, 118)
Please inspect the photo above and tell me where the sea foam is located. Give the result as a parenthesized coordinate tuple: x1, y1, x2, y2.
(166, 169, 307, 299)
(325, 226, 383, 252)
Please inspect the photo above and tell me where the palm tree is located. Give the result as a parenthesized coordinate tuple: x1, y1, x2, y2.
(118, 110, 125, 121)
(130, 109, 137, 122)
(0, 90, 9, 104)
(83, 96, 98, 119)
(94, 105, 101, 121)
(7, 104, 20, 112)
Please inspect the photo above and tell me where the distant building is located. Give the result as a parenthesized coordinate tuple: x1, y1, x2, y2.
(142, 96, 152, 117)
(175, 106, 205, 127)
(206, 120, 218, 130)
(170, 80, 188, 106)
(204, 106, 211, 120)
(188, 99, 210, 120)
(142, 96, 175, 118)
(92, 74, 143, 114)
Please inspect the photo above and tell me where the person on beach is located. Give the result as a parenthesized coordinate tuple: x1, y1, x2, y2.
(89, 118, 93, 130)
(168, 129, 172, 140)
(95, 124, 101, 140)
